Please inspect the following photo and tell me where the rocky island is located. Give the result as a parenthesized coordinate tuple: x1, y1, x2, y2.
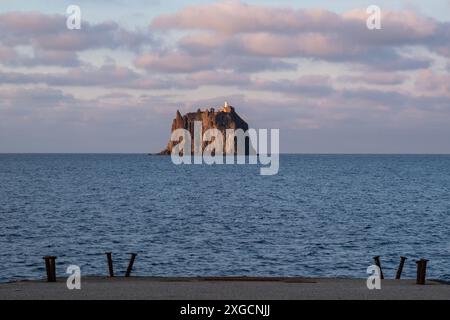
(158, 102, 251, 155)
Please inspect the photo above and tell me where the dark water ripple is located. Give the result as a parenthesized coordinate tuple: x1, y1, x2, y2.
(1, 154, 450, 282)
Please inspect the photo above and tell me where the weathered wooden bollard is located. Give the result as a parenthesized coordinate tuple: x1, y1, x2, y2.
(373, 256, 384, 279)
(105, 252, 114, 277)
(125, 253, 137, 277)
(43, 256, 57, 282)
(395, 256, 407, 279)
(416, 259, 429, 285)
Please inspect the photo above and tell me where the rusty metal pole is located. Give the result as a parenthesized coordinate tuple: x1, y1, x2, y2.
(373, 256, 384, 280)
(395, 256, 407, 279)
(43, 256, 53, 282)
(49, 256, 57, 282)
(125, 253, 137, 277)
(416, 260, 424, 285)
(105, 252, 114, 277)
(420, 259, 429, 285)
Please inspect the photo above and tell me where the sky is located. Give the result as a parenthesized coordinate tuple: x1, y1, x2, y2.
(0, 0, 450, 153)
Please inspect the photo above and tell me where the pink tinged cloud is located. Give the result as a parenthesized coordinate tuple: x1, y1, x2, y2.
(151, 1, 342, 34)
(415, 69, 450, 93)
(0, 11, 154, 68)
(237, 32, 352, 58)
(339, 72, 409, 85)
(149, 0, 448, 66)
(151, 1, 437, 41)
(0, 45, 16, 60)
(134, 52, 214, 73)
(0, 11, 62, 34)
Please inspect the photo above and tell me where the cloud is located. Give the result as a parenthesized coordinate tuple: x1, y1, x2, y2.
(0, 65, 137, 86)
(150, 1, 448, 70)
(134, 50, 296, 73)
(0, 11, 154, 67)
(0, 45, 18, 64)
(0, 64, 251, 90)
(1, 2, 450, 153)
(339, 72, 408, 85)
(186, 70, 251, 86)
(2, 81, 450, 153)
(0, 12, 154, 51)
(0, 86, 180, 153)
(152, 1, 438, 42)
(415, 69, 450, 94)
(1, 4, 444, 71)
(0, 87, 75, 118)
(0, 47, 81, 67)
(250, 75, 334, 97)
(134, 51, 214, 73)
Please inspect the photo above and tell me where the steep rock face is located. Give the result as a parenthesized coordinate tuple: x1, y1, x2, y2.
(159, 102, 251, 155)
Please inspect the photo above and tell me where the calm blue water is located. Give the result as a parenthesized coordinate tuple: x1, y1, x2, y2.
(0, 154, 449, 283)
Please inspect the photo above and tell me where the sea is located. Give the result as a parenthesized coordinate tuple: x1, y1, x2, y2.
(0, 154, 449, 283)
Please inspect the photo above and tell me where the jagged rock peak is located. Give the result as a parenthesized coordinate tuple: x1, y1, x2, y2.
(158, 102, 250, 155)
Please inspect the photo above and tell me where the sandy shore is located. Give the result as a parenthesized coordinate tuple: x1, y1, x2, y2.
(0, 276, 449, 300)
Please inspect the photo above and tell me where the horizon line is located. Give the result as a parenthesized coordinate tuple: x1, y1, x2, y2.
(2, 152, 450, 155)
